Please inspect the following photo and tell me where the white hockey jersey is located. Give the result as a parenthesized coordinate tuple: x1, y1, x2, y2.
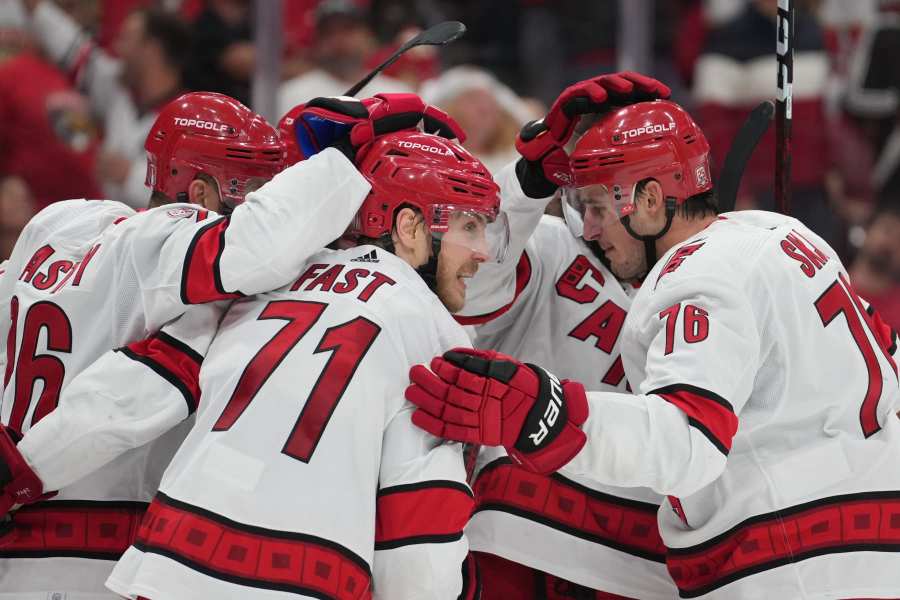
(105, 245, 474, 600)
(0, 149, 370, 599)
(560, 211, 900, 599)
(457, 165, 674, 598)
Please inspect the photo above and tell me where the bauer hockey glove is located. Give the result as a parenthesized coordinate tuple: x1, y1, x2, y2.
(283, 93, 465, 164)
(406, 348, 589, 475)
(516, 71, 672, 196)
(0, 424, 47, 518)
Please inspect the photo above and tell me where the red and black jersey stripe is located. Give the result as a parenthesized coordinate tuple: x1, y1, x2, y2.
(667, 490, 900, 597)
(651, 384, 738, 455)
(374, 480, 474, 550)
(0, 500, 146, 560)
(180, 217, 245, 305)
(135, 492, 372, 600)
(459, 551, 482, 600)
(864, 301, 899, 365)
(473, 458, 666, 563)
(117, 331, 203, 414)
(455, 252, 533, 326)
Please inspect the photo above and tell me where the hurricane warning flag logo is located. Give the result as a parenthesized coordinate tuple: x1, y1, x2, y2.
(695, 164, 709, 188)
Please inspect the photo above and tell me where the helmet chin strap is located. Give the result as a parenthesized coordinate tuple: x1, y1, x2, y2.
(380, 226, 442, 292)
(416, 235, 443, 292)
(622, 197, 677, 272)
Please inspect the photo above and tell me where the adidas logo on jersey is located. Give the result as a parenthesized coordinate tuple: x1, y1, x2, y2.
(351, 250, 379, 263)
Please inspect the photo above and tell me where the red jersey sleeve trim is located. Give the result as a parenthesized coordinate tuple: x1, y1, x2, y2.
(374, 480, 474, 550)
(651, 384, 738, 455)
(454, 251, 533, 326)
(180, 217, 245, 305)
(117, 331, 203, 414)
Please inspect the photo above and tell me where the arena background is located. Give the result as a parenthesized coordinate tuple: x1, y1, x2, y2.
(0, 0, 897, 327)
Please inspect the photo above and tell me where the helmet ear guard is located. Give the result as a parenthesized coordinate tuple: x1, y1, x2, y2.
(145, 92, 286, 209)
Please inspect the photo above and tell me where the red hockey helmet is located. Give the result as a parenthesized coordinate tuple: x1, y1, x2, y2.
(277, 102, 304, 166)
(562, 100, 712, 237)
(145, 92, 286, 208)
(349, 130, 508, 262)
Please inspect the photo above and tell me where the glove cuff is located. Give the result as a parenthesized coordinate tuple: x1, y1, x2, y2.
(0, 426, 45, 514)
(509, 424, 587, 475)
(507, 374, 589, 475)
(515, 158, 558, 199)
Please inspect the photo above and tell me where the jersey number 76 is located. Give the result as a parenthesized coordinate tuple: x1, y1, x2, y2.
(815, 274, 897, 438)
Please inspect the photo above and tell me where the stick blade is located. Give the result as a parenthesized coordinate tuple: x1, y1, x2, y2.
(717, 100, 775, 213)
(343, 21, 467, 97)
(417, 21, 467, 46)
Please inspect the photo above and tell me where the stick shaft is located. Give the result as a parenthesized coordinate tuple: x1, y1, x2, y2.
(344, 40, 414, 97)
(775, 0, 794, 215)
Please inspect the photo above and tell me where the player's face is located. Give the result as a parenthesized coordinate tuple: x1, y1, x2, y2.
(579, 187, 647, 280)
(435, 211, 491, 313)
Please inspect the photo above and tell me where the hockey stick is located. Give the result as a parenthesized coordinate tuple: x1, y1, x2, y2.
(344, 21, 467, 96)
(717, 100, 775, 213)
(775, 0, 794, 215)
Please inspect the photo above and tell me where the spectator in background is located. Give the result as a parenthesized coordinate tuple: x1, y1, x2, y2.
(849, 203, 900, 331)
(845, 1, 900, 203)
(421, 65, 539, 173)
(21, 0, 189, 208)
(0, 176, 35, 259)
(692, 0, 838, 245)
(0, 0, 101, 217)
(185, 0, 253, 106)
(278, 0, 411, 116)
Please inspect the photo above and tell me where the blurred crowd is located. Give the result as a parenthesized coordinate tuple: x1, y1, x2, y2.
(0, 0, 898, 325)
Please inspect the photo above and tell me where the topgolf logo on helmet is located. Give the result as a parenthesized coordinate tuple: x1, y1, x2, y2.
(622, 120, 676, 141)
(173, 117, 229, 132)
(396, 140, 454, 156)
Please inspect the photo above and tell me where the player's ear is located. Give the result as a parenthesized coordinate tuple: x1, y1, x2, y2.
(640, 180, 665, 218)
(187, 178, 222, 212)
(392, 207, 429, 267)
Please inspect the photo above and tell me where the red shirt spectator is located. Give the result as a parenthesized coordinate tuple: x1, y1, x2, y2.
(0, 52, 101, 209)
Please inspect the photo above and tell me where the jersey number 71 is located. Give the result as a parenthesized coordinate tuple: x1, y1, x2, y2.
(212, 300, 381, 463)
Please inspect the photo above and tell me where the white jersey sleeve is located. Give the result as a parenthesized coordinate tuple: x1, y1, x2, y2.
(16, 302, 224, 492)
(374, 406, 472, 599)
(457, 160, 553, 321)
(124, 148, 370, 329)
(561, 232, 761, 498)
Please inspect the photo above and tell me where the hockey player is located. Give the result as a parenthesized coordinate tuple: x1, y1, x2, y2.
(98, 120, 506, 598)
(0, 91, 429, 599)
(456, 74, 676, 599)
(407, 99, 900, 599)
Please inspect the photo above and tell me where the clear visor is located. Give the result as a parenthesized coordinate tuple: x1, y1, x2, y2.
(429, 206, 510, 264)
(561, 183, 637, 239)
